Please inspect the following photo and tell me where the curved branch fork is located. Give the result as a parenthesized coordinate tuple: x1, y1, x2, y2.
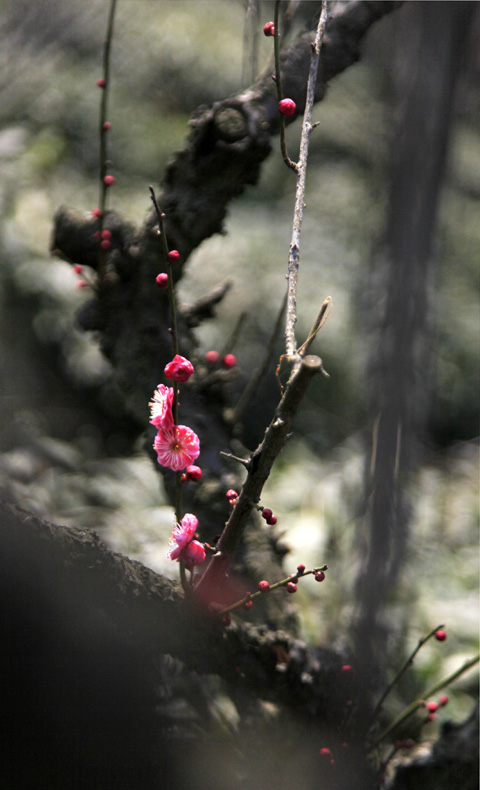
(195, 354, 323, 596)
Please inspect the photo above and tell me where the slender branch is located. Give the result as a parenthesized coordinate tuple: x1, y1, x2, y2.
(220, 310, 247, 358)
(194, 354, 323, 597)
(368, 653, 480, 751)
(369, 624, 445, 726)
(98, 0, 117, 215)
(274, 0, 297, 172)
(230, 291, 287, 424)
(218, 564, 328, 615)
(298, 295, 332, 357)
(285, 0, 328, 357)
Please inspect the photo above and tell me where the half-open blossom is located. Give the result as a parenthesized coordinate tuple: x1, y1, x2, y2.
(154, 424, 200, 471)
(183, 540, 206, 568)
(164, 354, 194, 383)
(168, 513, 198, 561)
(149, 384, 174, 430)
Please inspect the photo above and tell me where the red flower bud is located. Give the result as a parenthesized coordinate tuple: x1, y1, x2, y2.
(426, 701, 438, 713)
(258, 580, 270, 592)
(164, 354, 194, 383)
(73, 264, 83, 275)
(315, 571, 326, 582)
(434, 629, 447, 642)
(96, 78, 107, 88)
(286, 582, 297, 594)
(205, 350, 219, 365)
(278, 98, 296, 117)
(103, 175, 116, 187)
(263, 21, 275, 36)
(156, 273, 169, 289)
(100, 239, 111, 251)
(167, 250, 180, 264)
(101, 230, 112, 239)
(297, 564, 306, 574)
(266, 515, 277, 526)
(226, 489, 238, 501)
(262, 508, 273, 520)
(185, 465, 202, 482)
(91, 208, 103, 218)
(222, 354, 237, 369)
(102, 121, 112, 131)
(243, 600, 253, 611)
(439, 695, 449, 706)
(341, 665, 352, 674)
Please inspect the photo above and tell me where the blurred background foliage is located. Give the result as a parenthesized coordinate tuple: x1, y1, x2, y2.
(0, 0, 478, 730)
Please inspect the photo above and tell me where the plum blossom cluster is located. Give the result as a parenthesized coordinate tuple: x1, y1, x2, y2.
(149, 356, 200, 473)
(149, 353, 205, 569)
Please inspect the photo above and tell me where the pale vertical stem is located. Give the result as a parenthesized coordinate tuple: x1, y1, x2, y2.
(285, 0, 328, 357)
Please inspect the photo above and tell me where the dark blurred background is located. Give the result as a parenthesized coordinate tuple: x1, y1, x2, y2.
(0, 0, 478, 732)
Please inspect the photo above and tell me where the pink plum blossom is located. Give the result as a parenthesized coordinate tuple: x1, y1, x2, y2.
(164, 354, 194, 383)
(183, 540, 206, 568)
(154, 424, 200, 471)
(149, 384, 174, 430)
(168, 513, 198, 560)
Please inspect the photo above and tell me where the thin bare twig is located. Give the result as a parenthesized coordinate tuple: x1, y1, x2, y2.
(285, 0, 328, 357)
(194, 354, 324, 598)
(230, 291, 287, 424)
(369, 624, 445, 726)
(274, 0, 297, 172)
(297, 295, 332, 357)
(98, 0, 117, 215)
(368, 652, 480, 751)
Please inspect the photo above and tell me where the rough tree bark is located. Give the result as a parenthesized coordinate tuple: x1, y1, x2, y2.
(14, 2, 479, 788)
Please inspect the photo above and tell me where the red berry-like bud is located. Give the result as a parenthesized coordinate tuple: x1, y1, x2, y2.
(75, 280, 88, 289)
(263, 21, 275, 36)
(266, 515, 277, 526)
(427, 713, 436, 723)
(103, 175, 116, 186)
(100, 239, 111, 251)
(222, 353, 237, 369)
(286, 582, 297, 594)
(262, 508, 273, 520)
(185, 465, 202, 482)
(96, 78, 107, 88)
(244, 600, 253, 610)
(101, 230, 112, 239)
(156, 273, 169, 289)
(426, 701, 438, 713)
(73, 264, 83, 275)
(258, 580, 270, 592)
(434, 629, 447, 641)
(102, 121, 112, 131)
(315, 571, 326, 582)
(91, 208, 103, 218)
(297, 564, 306, 574)
(320, 748, 331, 758)
(439, 695, 449, 706)
(205, 350, 220, 365)
(167, 250, 180, 264)
(278, 98, 296, 117)
(181, 473, 187, 481)
(341, 665, 352, 674)
(226, 489, 238, 501)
